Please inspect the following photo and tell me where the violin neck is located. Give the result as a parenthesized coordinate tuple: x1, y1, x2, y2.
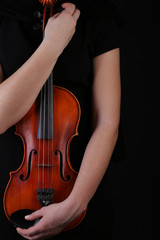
(38, 73, 54, 139)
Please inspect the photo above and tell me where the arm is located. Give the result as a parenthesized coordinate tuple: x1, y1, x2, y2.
(0, 42, 58, 134)
(69, 48, 121, 208)
(17, 48, 121, 239)
(0, 3, 80, 134)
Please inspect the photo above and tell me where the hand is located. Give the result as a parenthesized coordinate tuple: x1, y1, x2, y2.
(16, 198, 80, 240)
(43, 2, 80, 58)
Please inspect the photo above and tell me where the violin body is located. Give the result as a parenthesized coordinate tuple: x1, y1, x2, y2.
(3, 86, 85, 230)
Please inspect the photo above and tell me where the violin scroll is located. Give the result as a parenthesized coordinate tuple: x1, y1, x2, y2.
(39, 0, 58, 7)
(39, 0, 58, 30)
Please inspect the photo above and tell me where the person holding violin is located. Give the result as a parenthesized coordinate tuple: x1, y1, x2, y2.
(0, 0, 122, 239)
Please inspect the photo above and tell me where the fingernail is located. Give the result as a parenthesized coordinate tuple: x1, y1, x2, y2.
(25, 215, 30, 219)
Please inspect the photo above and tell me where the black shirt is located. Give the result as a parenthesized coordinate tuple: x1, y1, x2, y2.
(0, 3, 121, 239)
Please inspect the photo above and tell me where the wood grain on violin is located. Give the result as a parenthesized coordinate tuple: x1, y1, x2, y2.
(3, 86, 86, 230)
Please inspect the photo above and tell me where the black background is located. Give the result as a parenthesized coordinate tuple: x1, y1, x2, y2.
(0, 0, 159, 239)
(107, 0, 159, 239)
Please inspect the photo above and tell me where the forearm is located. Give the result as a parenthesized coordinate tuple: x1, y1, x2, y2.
(69, 123, 119, 213)
(0, 40, 58, 134)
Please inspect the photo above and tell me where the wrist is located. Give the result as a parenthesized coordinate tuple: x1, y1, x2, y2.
(65, 192, 88, 217)
(40, 39, 60, 62)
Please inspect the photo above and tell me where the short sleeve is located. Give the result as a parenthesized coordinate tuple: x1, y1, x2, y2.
(92, 17, 122, 58)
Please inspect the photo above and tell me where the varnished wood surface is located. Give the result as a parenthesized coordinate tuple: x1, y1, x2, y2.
(3, 86, 85, 230)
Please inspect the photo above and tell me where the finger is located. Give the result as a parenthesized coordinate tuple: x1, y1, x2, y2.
(21, 231, 53, 240)
(16, 222, 42, 238)
(72, 9, 81, 21)
(25, 209, 43, 221)
(18, 232, 47, 240)
(61, 3, 76, 15)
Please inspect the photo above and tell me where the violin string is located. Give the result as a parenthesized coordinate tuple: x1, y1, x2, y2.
(50, 6, 55, 194)
(47, 6, 54, 191)
(47, 77, 50, 190)
(42, 27, 46, 191)
(38, 30, 45, 191)
(51, 73, 54, 191)
(46, 6, 54, 192)
(50, 1, 54, 193)
(38, 89, 43, 190)
(43, 83, 47, 190)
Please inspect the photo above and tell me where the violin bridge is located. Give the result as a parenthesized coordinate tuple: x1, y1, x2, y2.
(37, 188, 54, 206)
(37, 164, 55, 167)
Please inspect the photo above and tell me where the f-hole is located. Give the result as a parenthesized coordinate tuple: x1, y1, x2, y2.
(55, 150, 70, 181)
(20, 149, 37, 181)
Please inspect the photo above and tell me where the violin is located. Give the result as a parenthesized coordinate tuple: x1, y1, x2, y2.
(3, 0, 86, 230)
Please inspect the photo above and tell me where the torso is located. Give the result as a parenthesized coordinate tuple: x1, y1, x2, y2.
(0, 3, 122, 238)
(0, 63, 4, 82)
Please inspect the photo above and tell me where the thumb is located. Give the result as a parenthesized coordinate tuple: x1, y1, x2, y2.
(25, 209, 43, 221)
(52, 12, 61, 18)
